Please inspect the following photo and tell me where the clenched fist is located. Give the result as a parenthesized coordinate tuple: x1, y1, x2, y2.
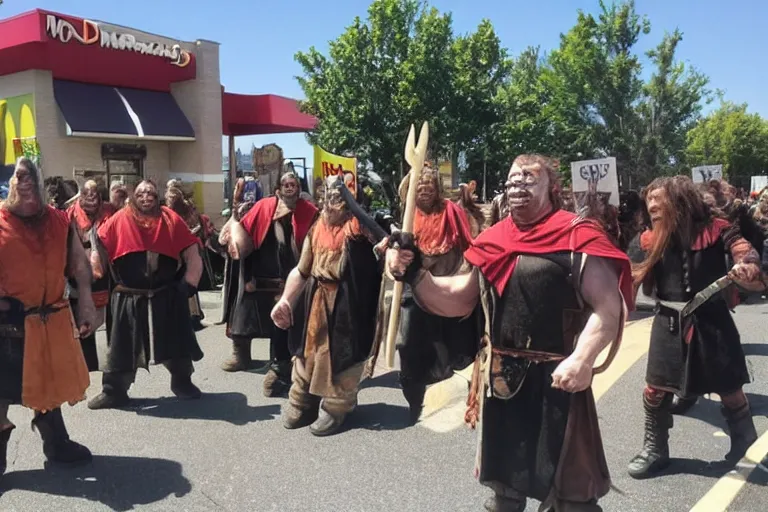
(385, 247, 415, 280)
(271, 298, 293, 330)
(551, 356, 593, 393)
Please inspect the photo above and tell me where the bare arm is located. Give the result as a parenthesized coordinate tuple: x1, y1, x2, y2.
(67, 225, 93, 298)
(182, 245, 203, 287)
(412, 268, 481, 318)
(572, 256, 624, 367)
(281, 267, 309, 307)
(229, 220, 254, 260)
(67, 224, 96, 334)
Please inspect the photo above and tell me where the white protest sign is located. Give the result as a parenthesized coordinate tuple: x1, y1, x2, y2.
(570, 157, 619, 207)
(691, 165, 723, 183)
(750, 176, 768, 193)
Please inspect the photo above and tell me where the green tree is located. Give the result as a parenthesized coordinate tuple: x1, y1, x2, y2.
(295, 0, 508, 185)
(685, 102, 768, 187)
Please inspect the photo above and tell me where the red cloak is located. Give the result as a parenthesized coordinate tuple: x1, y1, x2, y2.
(98, 206, 198, 262)
(240, 196, 318, 249)
(414, 199, 474, 256)
(68, 201, 116, 234)
(465, 209, 634, 310)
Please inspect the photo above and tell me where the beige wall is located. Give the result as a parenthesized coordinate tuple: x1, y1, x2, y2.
(1, 24, 225, 220)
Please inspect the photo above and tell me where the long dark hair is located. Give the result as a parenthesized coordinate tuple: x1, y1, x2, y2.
(632, 176, 712, 285)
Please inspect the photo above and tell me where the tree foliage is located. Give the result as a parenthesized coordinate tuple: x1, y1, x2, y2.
(685, 102, 768, 187)
(296, 0, 763, 195)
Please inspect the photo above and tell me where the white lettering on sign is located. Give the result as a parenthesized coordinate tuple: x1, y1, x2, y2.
(45, 15, 191, 68)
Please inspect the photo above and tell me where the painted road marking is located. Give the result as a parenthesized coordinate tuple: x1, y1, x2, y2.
(419, 317, 654, 432)
(689, 430, 768, 512)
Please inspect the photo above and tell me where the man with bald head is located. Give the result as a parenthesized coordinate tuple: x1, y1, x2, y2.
(67, 180, 116, 370)
(88, 179, 205, 409)
(386, 155, 634, 512)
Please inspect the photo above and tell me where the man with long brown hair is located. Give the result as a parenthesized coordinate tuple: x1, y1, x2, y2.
(627, 175, 764, 479)
(1, 158, 96, 478)
(87, 180, 205, 409)
(386, 154, 633, 512)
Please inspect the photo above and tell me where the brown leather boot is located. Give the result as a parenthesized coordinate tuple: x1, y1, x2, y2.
(221, 338, 252, 372)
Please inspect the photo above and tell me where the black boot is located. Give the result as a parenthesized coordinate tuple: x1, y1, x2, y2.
(628, 394, 672, 479)
(400, 374, 426, 425)
(263, 360, 292, 398)
(32, 409, 91, 466)
(169, 359, 202, 400)
(670, 394, 698, 415)
(722, 403, 758, 462)
(1, 425, 15, 477)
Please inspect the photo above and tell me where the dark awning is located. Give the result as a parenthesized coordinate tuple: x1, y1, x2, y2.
(53, 79, 195, 141)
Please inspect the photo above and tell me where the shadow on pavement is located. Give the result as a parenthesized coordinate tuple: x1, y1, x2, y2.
(742, 343, 768, 357)
(0, 455, 192, 511)
(657, 457, 735, 479)
(345, 402, 411, 432)
(360, 371, 401, 390)
(129, 392, 281, 425)
(678, 392, 768, 428)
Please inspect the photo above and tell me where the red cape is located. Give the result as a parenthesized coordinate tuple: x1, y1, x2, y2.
(98, 206, 198, 262)
(240, 196, 318, 249)
(414, 200, 474, 255)
(465, 209, 635, 310)
(68, 201, 116, 233)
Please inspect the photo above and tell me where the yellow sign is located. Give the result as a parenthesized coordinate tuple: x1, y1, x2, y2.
(312, 146, 357, 200)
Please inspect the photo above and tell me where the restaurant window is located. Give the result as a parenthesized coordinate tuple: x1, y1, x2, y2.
(101, 143, 146, 194)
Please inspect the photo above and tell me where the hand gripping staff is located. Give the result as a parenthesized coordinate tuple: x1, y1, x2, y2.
(384, 122, 429, 369)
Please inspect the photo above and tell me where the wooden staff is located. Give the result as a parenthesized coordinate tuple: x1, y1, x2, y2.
(385, 122, 429, 369)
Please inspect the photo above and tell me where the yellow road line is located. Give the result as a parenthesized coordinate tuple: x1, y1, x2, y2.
(592, 317, 652, 402)
(689, 431, 768, 512)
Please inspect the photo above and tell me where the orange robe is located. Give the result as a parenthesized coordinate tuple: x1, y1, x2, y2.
(0, 206, 89, 411)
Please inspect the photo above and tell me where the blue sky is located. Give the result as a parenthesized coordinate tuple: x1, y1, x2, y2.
(5, 0, 767, 169)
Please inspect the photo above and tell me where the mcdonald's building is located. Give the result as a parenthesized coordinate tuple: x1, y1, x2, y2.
(0, 9, 316, 222)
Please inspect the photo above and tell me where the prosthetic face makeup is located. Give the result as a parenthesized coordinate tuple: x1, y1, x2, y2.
(7, 158, 44, 217)
(416, 171, 439, 211)
(280, 175, 299, 201)
(323, 177, 347, 225)
(133, 182, 159, 215)
(80, 181, 101, 216)
(645, 187, 668, 225)
(505, 162, 551, 223)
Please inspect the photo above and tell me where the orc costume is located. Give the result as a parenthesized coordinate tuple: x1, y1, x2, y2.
(286, 216, 382, 435)
(67, 198, 116, 370)
(397, 198, 477, 420)
(464, 209, 633, 511)
(224, 195, 317, 391)
(0, 206, 92, 476)
(88, 206, 204, 409)
(627, 218, 759, 476)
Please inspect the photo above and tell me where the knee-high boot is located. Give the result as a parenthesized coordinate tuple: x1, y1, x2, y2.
(722, 402, 758, 462)
(32, 408, 91, 466)
(628, 393, 672, 479)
